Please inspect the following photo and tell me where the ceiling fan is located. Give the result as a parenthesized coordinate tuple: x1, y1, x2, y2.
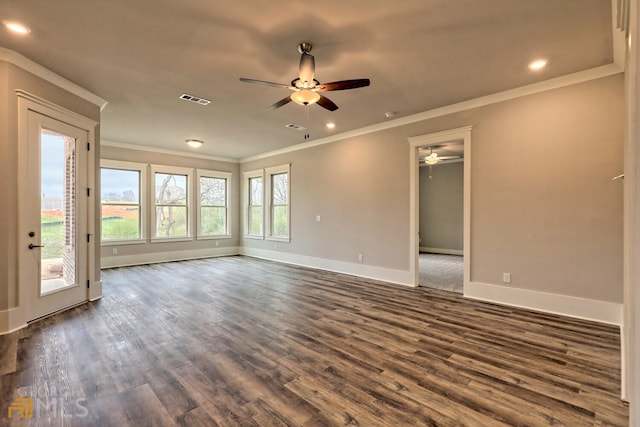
(239, 42, 370, 111)
(419, 146, 462, 165)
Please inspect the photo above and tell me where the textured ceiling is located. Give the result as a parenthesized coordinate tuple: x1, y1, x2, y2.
(0, 0, 614, 159)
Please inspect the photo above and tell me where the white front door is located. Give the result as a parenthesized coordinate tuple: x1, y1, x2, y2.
(20, 110, 89, 321)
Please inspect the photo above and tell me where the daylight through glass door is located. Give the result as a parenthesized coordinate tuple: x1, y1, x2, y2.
(40, 129, 77, 295)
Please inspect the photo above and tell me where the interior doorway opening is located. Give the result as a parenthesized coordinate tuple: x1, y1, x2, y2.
(408, 126, 471, 292)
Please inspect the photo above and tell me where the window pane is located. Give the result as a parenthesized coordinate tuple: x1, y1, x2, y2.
(249, 206, 263, 235)
(156, 173, 187, 205)
(200, 177, 226, 206)
(272, 173, 288, 205)
(101, 168, 139, 203)
(272, 205, 288, 237)
(201, 206, 226, 235)
(155, 206, 187, 237)
(102, 205, 140, 239)
(250, 177, 263, 205)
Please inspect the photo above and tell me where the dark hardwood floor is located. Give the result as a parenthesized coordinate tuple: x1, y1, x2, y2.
(0, 256, 628, 426)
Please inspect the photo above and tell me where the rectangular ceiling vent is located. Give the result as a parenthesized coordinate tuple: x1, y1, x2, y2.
(179, 93, 211, 106)
(285, 123, 307, 131)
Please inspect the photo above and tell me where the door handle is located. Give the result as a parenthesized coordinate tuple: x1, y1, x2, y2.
(28, 243, 44, 250)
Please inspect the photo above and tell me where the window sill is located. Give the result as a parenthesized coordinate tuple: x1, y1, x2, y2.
(101, 239, 146, 246)
(266, 236, 290, 243)
(197, 235, 232, 241)
(150, 237, 194, 243)
(244, 234, 264, 240)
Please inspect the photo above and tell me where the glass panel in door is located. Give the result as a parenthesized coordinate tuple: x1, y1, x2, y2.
(40, 130, 77, 295)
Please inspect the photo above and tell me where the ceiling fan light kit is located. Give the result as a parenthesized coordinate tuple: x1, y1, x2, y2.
(291, 89, 320, 105)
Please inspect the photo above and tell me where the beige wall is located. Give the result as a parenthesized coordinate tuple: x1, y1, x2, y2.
(0, 61, 101, 311)
(242, 74, 624, 303)
(419, 162, 464, 252)
(100, 145, 240, 262)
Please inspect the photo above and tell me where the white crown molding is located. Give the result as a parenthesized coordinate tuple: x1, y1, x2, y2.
(240, 63, 623, 164)
(101, 140, 239, 164)
(0, 47, 107, 110)
(465, 281, 623, 326)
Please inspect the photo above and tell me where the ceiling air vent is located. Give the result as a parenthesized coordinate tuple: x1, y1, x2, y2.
(285, 123, 307, 131)
(179, 93, 211, 105)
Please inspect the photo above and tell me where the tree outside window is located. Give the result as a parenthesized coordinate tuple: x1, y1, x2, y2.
(155, 173, 188, 237)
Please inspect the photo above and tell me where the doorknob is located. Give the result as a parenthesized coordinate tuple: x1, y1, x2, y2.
(28, 243, 44, 250)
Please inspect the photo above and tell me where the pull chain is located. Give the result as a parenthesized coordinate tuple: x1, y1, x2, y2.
(304, 105, 310, 140)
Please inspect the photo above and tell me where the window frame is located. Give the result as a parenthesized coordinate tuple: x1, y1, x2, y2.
(243, 169, 264, 239)
(150, 164, 194, 242)
(265, 164, 290, 242)
(99, 159, 147, 246)
(196, 169, 232, 240)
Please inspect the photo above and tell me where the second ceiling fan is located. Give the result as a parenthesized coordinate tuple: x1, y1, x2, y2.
(240, 42, 370, 111)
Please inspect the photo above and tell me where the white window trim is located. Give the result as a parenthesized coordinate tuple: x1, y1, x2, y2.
(265, 164, 290, 242)
(243, 169, 265, 239)
(196, 169, 232, 240)
(150, 164, 194, 242)
(100, 159, 147, 245)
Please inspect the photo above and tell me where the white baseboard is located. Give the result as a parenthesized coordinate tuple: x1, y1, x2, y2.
(0, 307, 27, 336)
(419, 247, 463, 256)
(101, 246, 240, 269)
(240, 247, 414, 287)
(464, 281, 623, 326)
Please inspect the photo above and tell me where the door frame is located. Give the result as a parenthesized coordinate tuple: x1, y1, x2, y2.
(408, 126, 472, 289)
(15, 91, 97, 327)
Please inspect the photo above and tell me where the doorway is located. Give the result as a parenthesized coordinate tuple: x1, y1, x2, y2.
(18, 105, 92, 322)
(408, 126, 471, 291)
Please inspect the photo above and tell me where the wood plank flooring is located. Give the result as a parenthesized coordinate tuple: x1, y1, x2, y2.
(0, 256, 628, 426)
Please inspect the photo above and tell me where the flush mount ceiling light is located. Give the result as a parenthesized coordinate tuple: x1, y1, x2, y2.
(186, 139, 203, 148)
(3, 21, 31, 34)
(326, 122, 335, 129)
(528, 59, 548, 71)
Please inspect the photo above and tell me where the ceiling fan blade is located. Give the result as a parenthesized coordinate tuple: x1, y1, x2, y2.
(316, 94, 338, 111)
(239, 78, 294, 90)
(298, 52, 315, 87)
(268, 96, 292, 109)
(316, 79, 370, 92)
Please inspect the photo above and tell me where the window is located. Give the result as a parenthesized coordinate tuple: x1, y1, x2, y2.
(197, 170, 231, 238)
(151, 165, 192, 239)
(267, 166, 289, 240)
(244, 170, 264, 238)
(100, 160, 146, 242)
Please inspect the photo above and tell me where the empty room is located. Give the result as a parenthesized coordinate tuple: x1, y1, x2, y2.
(1, 1, 639, 425)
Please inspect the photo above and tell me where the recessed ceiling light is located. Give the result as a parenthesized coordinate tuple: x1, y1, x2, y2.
(3, 21, 31, 34)
(326, 122, 335, 129)
(528, 59, 548, 71)
(186, 139, 203, 148)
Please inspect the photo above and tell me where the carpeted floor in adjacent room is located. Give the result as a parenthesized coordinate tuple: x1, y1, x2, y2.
(419, 252, 463, 293)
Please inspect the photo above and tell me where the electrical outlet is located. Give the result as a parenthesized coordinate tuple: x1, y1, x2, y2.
(503, 272, 511, 283)
(274, 243, 278, 250)
(112, 248, 117, 255)
(215, 241, 219, 247)
(358, 254, 363, 262)
(316, 215, 321, 222)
